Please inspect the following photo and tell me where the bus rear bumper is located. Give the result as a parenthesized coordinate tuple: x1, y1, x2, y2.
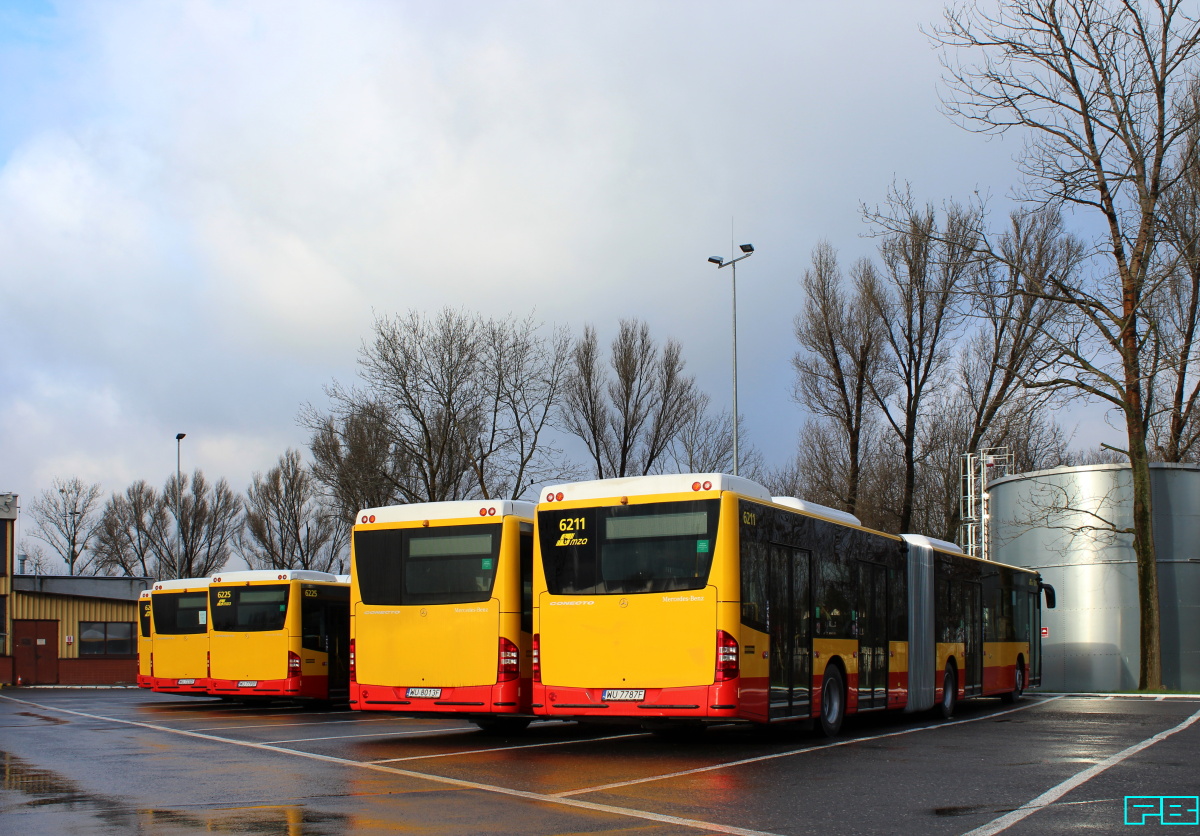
(351, 680, 525, 713)
(532, 680, 740, 720)
(150, 677, 211, 695)
(208, 676, 328, 699)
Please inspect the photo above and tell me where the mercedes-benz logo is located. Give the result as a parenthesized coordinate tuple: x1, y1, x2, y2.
(420, 608, 428, 617)
(619, 598, 628, 608)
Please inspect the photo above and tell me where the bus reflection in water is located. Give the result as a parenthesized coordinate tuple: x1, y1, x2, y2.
(350, 500, 535, 733)
(533, 473, 1054, 736)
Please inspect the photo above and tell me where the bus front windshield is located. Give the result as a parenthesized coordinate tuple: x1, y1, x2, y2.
(539, 499, 719, 595)
(210, 585, 289, 632)
(354, 523, 501, 606)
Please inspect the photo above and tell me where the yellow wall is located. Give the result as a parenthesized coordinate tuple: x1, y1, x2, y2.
(10, 593, 139, 660)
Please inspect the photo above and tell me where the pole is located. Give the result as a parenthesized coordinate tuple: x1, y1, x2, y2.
(731, 259, 739, 476)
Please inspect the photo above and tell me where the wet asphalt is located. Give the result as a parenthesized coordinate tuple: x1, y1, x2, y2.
(1, 688, 1198, 835)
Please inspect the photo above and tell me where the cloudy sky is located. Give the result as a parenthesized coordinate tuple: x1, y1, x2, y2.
(0, 0, 1121, 537)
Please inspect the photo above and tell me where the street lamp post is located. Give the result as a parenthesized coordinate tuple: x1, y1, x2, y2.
(175, 433, 186, 496)
(708, 243, 754, 476)
(175, 432, 186, 573)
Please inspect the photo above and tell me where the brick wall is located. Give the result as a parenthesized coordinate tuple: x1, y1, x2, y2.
(58, 658, 137, 685)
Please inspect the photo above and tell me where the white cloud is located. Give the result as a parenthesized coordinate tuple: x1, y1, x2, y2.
(0, 0, 1123, 508)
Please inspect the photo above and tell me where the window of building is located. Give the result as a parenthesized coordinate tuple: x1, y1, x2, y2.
(79, 622, 134, 656)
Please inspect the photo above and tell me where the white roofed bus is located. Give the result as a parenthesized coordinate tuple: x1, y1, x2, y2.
(533, 473, 1054, 735)
(350, 499, 536, 732)
(206, 570, 350, 702)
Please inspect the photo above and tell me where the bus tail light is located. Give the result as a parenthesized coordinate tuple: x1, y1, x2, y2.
(149, 652, 153, 676)
(288, 651, 301, 676)
(498, 637, 519, 682)
(349, 639, 356, 683)
(206, 651, 211, 678)
(716, 630, 739, 681)
(532, 634, 541, 683)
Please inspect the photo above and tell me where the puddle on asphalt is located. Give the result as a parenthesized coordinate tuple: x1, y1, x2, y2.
(14, 711, 69, 725)
(1, 751, 351, 833)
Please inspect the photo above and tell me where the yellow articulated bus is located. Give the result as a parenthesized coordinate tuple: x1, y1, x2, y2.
(207, 570, 350, 702)
(137, 589, 153, 689)
(350, 499, 536, 732)
(532, 473, 1054, 735)
(149, 577, 212, 696)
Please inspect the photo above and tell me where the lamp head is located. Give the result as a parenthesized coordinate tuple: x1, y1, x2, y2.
(176, 433, 186, 441)
(739, 243, 754, 254)
(708, 256, 724, 266)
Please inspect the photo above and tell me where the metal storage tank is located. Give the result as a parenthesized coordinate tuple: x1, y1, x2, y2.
(988, 463, 1200, 692)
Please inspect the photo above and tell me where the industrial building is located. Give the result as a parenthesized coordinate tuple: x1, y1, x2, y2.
(987, 463, 1200, 692)
(0, 493, 150, 685)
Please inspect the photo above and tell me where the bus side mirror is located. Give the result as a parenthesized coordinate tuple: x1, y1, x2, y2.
(1040, 582, 1056, 609)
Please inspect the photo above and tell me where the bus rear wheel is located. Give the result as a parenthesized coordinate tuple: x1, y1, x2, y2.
(937, 663, 957, 720)
(1000, 660, 1025, 704)
(818, 665, 845, 737)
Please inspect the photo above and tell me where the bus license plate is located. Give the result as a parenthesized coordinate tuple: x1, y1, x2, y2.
(406, 688, 441, 698)
(602, 689, 645, 702)
(177, 679, 195, 685)
(237, 681, 257, 688)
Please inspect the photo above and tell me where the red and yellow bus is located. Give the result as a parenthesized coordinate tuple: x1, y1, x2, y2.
(207, 570, 350, 702)
(137, 589, 152, 689)
(533, 473, 1054, 735)
(350, 499, 536, 731)
(148, 577, 211, 696)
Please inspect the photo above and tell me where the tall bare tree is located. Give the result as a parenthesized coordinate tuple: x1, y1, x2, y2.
(93, 480, 163, 577)
(156, 470, 242, 579)
(1154, 94, 1200, 462)
(308, 401, 405, 522)
(861, 194, 977, 533)
(562, 319, 703, 478)
(793, 242, 887, 516)
(307, 308, 571, 504)
(28, 477, 103, 575)
(240, 449, 345, 573)
(931, 0, 1200, 688)
(667, 396, 762, 476)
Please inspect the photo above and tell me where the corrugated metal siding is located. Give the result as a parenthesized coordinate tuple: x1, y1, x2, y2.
(10, 593, 139, 660)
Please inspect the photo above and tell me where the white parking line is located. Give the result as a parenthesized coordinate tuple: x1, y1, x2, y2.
(553, 697, 1063, 798)
(959, 705, 1200, 836)
(369, 731, 647, 763)
(187, 715, 407, 732)
(0, 694, 780, 836)
(270, 726, 476, 743)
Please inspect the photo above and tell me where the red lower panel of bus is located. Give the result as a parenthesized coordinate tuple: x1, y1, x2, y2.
(208, 676, 329, 700)
(136, 674, 153, 689)
(351, 679, 526, 713)
(532, 680, 740, 719)
(982, 663, 1018, 695)
(150, 677, 211, 696)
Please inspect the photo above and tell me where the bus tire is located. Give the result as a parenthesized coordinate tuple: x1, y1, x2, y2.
(1000, 658, 1025, 704)
(818, 665, 846, 737)
(937, 663, 957, 720)
(472, 717, 531, 735)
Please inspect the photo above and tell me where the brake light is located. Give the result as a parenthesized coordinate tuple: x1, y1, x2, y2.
(532, 634, 541, 683)
(498, 637, 519, 682)
(206, 650, 211, 678)
(149, 652, 154, 676)
(349, 639, 356, 683)
(288, 650, 301, 676)
(716, 630, 739, 681)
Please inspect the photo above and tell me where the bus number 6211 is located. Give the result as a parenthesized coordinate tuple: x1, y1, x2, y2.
(559, 517, 585, 532)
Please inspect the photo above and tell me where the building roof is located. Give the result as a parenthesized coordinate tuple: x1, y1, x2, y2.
(12, 574, 152, 602)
